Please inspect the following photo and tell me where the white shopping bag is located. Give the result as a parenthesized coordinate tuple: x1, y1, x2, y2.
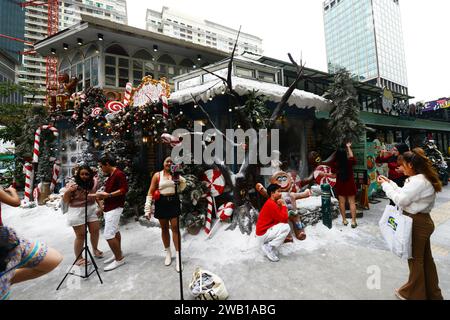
(379, 205, 413, 260)
(189, 267, 229, 300)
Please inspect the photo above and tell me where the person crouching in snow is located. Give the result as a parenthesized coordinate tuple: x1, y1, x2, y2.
(256, 184, 291, 262)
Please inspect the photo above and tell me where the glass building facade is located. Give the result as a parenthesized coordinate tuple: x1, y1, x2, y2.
(323, 0, 408, 95)
(0, 0, 25, 64)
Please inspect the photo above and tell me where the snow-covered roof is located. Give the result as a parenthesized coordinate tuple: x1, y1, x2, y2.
(169, 76, 332, 112)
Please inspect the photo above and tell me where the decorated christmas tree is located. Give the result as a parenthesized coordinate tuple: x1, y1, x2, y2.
(324, 69, 365, 147)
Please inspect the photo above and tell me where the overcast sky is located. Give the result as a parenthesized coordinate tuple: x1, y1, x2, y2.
(126, 0, 449, 102)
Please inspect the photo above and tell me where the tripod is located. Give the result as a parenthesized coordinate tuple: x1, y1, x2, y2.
(57, 187, 103, 290)
(174, 179, 184, 300)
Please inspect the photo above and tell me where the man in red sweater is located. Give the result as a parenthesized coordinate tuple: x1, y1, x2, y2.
(256, 184, 291, 262)
(96, 156, 128, 272)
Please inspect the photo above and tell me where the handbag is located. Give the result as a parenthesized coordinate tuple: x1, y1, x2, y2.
(379, 204, 413, 259)
(152, 190, 160, 202)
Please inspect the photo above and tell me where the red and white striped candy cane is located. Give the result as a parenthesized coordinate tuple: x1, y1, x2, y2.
(50, 160, 61, 192)
(160, 94, 169, 120)
(205, 195, 213, 234)
(123, 82, 132, 107)
(24, 162, 33, 202)
(33, 125, 59, 163)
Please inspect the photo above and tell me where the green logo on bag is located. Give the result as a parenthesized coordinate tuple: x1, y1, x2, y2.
(388, 217, 398, 231)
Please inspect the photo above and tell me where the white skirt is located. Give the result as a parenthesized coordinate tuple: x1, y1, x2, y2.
(66, 204, 99, 227)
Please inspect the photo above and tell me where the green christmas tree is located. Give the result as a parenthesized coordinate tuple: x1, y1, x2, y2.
(324, 69, 365, 147)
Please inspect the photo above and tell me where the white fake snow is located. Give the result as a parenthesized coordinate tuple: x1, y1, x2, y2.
(170, 76, 332, 112)
(2, 202, 361, 267)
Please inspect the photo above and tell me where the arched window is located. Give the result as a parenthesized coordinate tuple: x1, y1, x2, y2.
(179, 58, 195, 76)
(83, 45, 99, 88)
(131, 49, 155, 86)
(157, 54, 176, 65)
(58, 58, 70, 75)
(133, 49, 153, 60)
(105, 44, 129, 56)
(85, 45, 99, 58)
(157, 54, 177, 82)
(105, 44, 130, 88)
(71, 52, 83, 92)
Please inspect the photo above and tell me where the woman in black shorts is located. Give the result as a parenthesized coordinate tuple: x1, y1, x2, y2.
(144, 157, 186, 272)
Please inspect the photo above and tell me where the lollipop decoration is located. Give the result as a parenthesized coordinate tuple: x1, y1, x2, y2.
(218, 202, 234, 222)
(201, 169, 225, 234)
(313, 165, 336, 187)
(91, 107, 103, 117)
(105, 101, 126, 113)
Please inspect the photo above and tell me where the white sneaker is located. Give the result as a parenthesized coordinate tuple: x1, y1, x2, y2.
(261, 244, 279, 262)
(175, 253, 183, 272)
(103, 255, 116, 265)
(164, 248, 172, 266)
(104, 258, 126, 272)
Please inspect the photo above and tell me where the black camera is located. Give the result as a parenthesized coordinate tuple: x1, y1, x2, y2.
(170, 164, 182, 183)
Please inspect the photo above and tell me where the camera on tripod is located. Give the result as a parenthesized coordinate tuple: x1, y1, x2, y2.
(170, 164, 183, 183)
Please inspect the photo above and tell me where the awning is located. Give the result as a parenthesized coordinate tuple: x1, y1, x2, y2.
(316, 111, 450, 132)
(170, 76, 333, 112)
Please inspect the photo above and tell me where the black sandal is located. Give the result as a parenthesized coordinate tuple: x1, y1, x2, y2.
(351, 222, 358, 229)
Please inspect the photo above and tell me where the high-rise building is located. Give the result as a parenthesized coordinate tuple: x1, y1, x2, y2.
(146, 7, 263, 55)
(59, 0, 127, 29)
(19, 0, 128, 104)
(0, 0, 25, 105)
(323, 0, 408, 96)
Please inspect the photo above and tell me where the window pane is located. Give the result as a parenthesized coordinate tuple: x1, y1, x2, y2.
(133, 71, 142, 84)
(84, 59, 91, 79)
(119, 58, 128, 68)
(105, 76, 115, 86)
(119, 68, 128, 77)
(119, 78, 128, 87)
(105, 66, 115, 76)
(105, 55, 115, 65)
(91, 56, 99, 86)
(133, 60, 143, 70)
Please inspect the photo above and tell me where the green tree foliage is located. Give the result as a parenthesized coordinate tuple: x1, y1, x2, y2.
(324, 69, 365, 147)
(0, 82, 47, 186)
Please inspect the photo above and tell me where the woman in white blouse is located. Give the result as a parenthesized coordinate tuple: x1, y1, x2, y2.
(378, 148, 443, 300)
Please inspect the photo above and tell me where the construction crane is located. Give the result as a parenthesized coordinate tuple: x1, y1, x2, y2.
(20, 0, 60, 101)
(0, 0, 60, 102)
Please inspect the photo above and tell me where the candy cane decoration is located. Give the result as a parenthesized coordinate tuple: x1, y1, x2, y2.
(33, 125, 59, 163)
(50, 160, 61, 192)
(205, 195, 214, 234)
(24, 163, 33, 203)
(202, 169, 226, 234)
(123, 82, 132, 107)
(160, 94, 169, 120)
(26, 125, 59, 202)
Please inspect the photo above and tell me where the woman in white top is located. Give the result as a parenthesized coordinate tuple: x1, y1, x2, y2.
(144, 157, 186, 272)
(378, 148, 443, 300)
